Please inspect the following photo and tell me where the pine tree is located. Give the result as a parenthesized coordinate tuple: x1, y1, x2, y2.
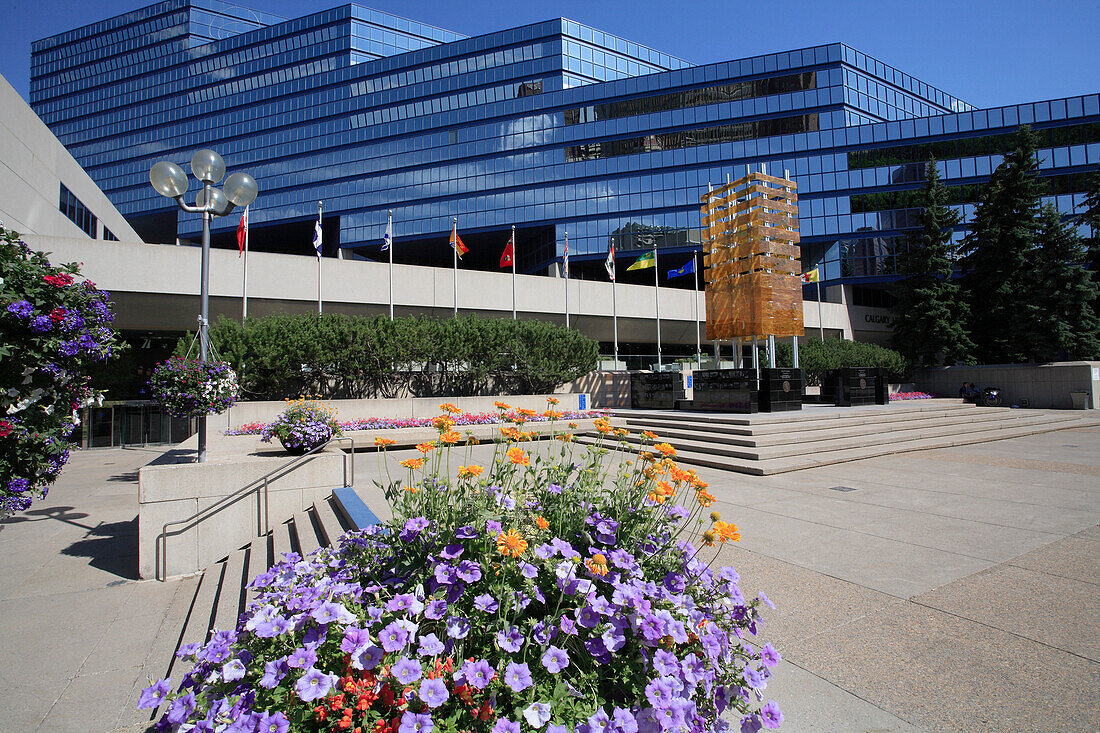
(1026, 204, 1100, 361)
(891, 160, 974, 366)
(1075, 166, 1100, 274)
(959, 125, 1045, 363)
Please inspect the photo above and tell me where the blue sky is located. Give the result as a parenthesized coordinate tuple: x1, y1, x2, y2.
(2, 0, 1097, 107)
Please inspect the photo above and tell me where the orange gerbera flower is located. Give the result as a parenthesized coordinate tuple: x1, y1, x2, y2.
(556, 434, 574, 443)
(654, 442, 676, 457)
(713, 520, 741, 543)
(404, 485, 418, 494)
(585, 553, 609, 576)
(438, 403, 461, 414)
(374, 437, 396, 447)
(642, 430, 659, 440)
(506, 447, 529, 466)
(494, 401, 512, 411)
(546, 397, 560, 405)
(496, 530, 527, 558)
(535, 516, 550, 530)
(440, 430, 461, 444)
(416, 442, 435, 454)
(458, 465, 484, 479)
(594, 418, 612, 434)
(400, 458, 425, 470)
(517, 408, 537, 418)
(696, 489, 716, 508)
(543, 410, 561, 420)
(432, 415, 456, 431)
(669, 466, 692, 483)
(614, 427, 629, 438)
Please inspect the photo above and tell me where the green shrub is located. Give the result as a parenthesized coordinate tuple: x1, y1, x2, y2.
(178, 313, 599, 400)
(775, 337, 909, 385)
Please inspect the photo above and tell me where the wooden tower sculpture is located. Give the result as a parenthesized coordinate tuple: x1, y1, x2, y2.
(700, 171, 803, 341)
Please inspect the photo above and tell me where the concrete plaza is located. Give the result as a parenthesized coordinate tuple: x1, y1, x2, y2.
(0, 426, 1097, 731)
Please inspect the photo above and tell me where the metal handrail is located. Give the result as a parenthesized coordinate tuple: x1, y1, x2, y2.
(157, 436, 355, 581)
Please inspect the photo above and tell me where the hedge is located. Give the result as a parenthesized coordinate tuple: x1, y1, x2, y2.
(177, 313, 599, 400)
(775, 337, 909, 385)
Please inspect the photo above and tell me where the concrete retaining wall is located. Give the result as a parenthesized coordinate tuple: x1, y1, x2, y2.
(210, 393, 590, 432)
(912, 361, 1099, 409)
(138, 449, 347, 580)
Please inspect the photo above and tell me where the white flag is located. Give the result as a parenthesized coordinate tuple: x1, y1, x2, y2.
(382, 213, 392, 252)
(312, 207, 322, 258)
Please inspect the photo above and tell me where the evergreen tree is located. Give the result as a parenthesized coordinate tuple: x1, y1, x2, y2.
(891, 160, 974, 366)
(1025, 204, 1100, 361)
(959, 125, 1045, 363)
(1075, 166, 1100, 274)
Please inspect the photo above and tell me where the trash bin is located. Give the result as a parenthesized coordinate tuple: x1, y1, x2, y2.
(1069, 391, 1091, 410)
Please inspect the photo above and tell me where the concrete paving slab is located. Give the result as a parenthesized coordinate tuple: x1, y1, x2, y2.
(1006, 534, 1100, 585)
(914, 561, 1100, 662)
(783, 601, 1100, 733)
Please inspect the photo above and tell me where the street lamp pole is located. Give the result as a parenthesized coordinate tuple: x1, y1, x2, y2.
(150, 150, 257, 463)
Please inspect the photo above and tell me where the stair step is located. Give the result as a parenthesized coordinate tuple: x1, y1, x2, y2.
(178, 562, 222, 650)
(293, 510, 321, 557)
(243, 534, 271, 607)
(313, 496, 349, 548)
(212, 548, 247, 632)
(272, 518, 294, 565)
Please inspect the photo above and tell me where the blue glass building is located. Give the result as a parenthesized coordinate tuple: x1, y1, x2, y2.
(30, 0, 1100, 344)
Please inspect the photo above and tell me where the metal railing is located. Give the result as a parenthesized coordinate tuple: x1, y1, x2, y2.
(157, 436, 355, 581)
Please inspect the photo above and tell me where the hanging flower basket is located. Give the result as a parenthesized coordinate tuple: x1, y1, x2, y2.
(261, 398, 342, 454)
(149, 357, 239, 418)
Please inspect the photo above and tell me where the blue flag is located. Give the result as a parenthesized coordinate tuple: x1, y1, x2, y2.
(667, 258, 695, 279)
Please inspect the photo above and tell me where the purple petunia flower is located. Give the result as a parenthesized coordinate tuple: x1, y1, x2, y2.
(260, 658, 289, 688)
(462, 658, 494, 689)
(353, 645, 384, 670)
(760, 701, 783, 729)
(473, 593, 498, 613)
(401, 517, 430, 541)
(418, 633, 445, 656)
(611, 707, 639, 733)
(524, 703, 552, 728)
(388, 594, 425, 615)
(496, 625, 524, 653)
(546, 483, 563, 494)
(541, 646, 569, 674)
(440, 544, 464, 560)
(652, 649, 679, 677)
(312, 600, 355, 625)
(399, 711, 434, 733)
(759, 643, 781, 669)
(456, 560, 482, 583)
(136, 678, 172, 709)
(486, 520, 502, 535)
(446, 616, 470, 639)
(296, 667, 338, 702)
(492, 718, 520, 733)
(424, 599, 448, 619)
(419, 677, 449, 708)
(503, 661, 533, 692)
(257, 712, 290, 733)
(166, 690, 196, 725)
(644, 677, 675, 708)
(341, 627, 372, 655)
(380, 621, 409, 652)
(758, 592, 775, 609)
(456, 525, 478, 539)
(222, 658, 246, 682)
(743, 666, 766, 690)
(392, 657, 423, 685)
(287, 647, 317, 669)
(576, 605, 600, 629)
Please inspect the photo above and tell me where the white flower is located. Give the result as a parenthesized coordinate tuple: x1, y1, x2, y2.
(523, 703, 552, 728)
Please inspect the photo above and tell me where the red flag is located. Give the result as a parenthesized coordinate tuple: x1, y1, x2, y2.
(449, 221, 469, 258)
(236, 208, 248, 257)
(500, 233, 514, 268)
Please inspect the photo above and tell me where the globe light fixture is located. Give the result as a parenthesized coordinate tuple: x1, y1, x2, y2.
(149, 150, 258, 463)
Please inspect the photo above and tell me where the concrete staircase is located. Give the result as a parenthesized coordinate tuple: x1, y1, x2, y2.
(581, 399, 1100, 475)
(167, 490, 376, 672)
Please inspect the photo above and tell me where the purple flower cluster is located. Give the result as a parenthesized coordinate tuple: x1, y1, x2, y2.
(227, 409, 609, 436)
(148, 357, 239, 418)
(259, 401, 343, 452)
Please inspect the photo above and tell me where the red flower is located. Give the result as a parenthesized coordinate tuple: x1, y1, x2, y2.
(49, 307, 67, 322)
(43, 273, 74, 287)
(0, 420, 12, 437)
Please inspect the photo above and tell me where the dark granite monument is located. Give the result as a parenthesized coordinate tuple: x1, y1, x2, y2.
(692, 369, 759, 413)
(759, 367, 803, 412)
(629, 371, 686, 409)
(821, 367, 888, 406)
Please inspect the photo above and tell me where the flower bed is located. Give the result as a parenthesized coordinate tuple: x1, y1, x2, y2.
(150, 356, 239, 418)
(227, 407, 608, 437)
(261, 398, 344, 454)
(889, 391, 935, 401)
(143, 404, 783, 731)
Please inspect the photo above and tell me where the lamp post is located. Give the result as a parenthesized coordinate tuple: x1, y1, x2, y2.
(150, 149, 257, 463)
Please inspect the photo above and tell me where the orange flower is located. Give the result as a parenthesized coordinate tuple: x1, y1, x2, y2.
(546, 397, 560, 405)
(374, 437, 396, 447)
(701, 530, 717, 547)
(642, 430, 659, 440)
(614, 427, 629, 438)
(585, 553, 609, 576)
(500, 426, 521, 441)
(416, 442, 435, 454)
(568, 422, 578, 429)
(543, 410, 561, 420)
(556, 434, 574, 443)
(458, 465, 484, 479)
(432, 415, 456, 431)
(713, 520, 741, 543)
(669, 466, 692, 483)
(696, 489, 715, 508)
(400, 458, 425, 469)
(404, 485, 418, 493)
(440, 430, 461, 444)
(639, 451, 656, 463)
(506, 447, 529, 466)
(594, 418, 612, 434)
(496, 529, 527, 558)
(654, 442, 676, 457)
(438, 403, 461, 414)
(535, 515, 550, 530)
(494, 401, 512, 411)
(516, 408, 537, 418)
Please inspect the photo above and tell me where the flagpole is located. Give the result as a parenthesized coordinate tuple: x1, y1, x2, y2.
(564, 232, 569, 329)
(654, 241, 661, 369)
(511, 225, 516, 320)
(452, 217, 458, 318)
(387, 210, 394, 320)
(317, 201, 323, 315)
(611, 239, 618, 368)
(818, 278, 824, 342)
(242, 204, 249, 321)
(693, 250, 701, 369)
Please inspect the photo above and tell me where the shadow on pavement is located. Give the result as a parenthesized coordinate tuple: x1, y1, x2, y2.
(60, 518, 140, 580)
(0, 504, 92, 530)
